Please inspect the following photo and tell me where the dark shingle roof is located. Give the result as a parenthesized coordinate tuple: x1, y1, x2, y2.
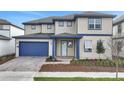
(0, 19, 11, 25)
(23, 12, 116, 25)
(0, 35, 11, 40)
(76, 11, 116, 18)
(113, 15, 124, 25)
(13, 33, 54, 39)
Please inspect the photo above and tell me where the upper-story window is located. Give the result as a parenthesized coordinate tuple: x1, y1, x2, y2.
(47, 24, 52, 29)
(0, 25, 10, 30)
(31, 25, 36, 30)
(67, 21, 72, 27)
(59, 21, 64, 27)
(88, 18, 102, 30)
(118, 24, 122, 34)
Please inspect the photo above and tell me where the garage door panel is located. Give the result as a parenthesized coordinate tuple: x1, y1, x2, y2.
(19, 42, 48, 56)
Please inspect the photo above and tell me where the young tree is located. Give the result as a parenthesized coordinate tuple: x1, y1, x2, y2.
(113, 40, 123, 78)
(108, 39, 123, 78)
(96, 40, 105, 60)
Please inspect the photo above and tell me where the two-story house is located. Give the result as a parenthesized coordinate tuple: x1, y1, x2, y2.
(0, 19, 24, 56)
(14, 12, 115, 59)
(113, 15, 124, 58)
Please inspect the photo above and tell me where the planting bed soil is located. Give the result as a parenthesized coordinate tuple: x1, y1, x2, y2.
(40, 64, 124, 72)
(0, 54, 15, 65)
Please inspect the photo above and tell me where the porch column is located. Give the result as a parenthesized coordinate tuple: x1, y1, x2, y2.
(76, 39, 80, 59)
(52, 39, 56, 58)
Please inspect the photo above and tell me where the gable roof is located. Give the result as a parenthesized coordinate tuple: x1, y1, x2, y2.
(0, 35, 11, 40)
(113, 15, 124, 25)
(23, 12, 116, 25)
(0, 19, 11, 25)
(0, 19, 24, 30)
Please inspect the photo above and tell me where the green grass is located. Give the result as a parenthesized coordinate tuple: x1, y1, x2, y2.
(70, 59, 124, 67)
(34, 77, 124, 81)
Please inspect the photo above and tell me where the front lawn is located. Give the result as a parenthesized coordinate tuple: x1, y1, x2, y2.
(0, 54, 15, 65)
(34, 77, 124, 81)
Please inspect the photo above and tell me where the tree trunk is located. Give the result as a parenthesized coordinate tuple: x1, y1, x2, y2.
(116, 56, 119, 78)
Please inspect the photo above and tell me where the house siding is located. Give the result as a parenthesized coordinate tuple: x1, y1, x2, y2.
(79, 36, 112, 59)
(55, 21, 76, 35)
(41, 24, 54, 33)
(77, 18, 112, 35)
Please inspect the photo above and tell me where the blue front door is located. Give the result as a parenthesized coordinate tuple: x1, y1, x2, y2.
(19, 42, 48, 56)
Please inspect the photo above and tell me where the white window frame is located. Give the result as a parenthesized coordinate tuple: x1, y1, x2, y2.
(88, 18, 102, 30)
(84, 40, 92, 52)
(59, 21, 64, 27)
(67, 21, 72, 27)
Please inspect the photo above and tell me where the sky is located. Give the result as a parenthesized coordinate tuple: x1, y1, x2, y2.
(0, 11, 123, 28)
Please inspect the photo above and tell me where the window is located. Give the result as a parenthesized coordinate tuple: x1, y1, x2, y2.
(31, 25, 36, 30)
(0, 25, 10, 30)
(59, 21, 64, 27)
(118, 24, 122, 34)
(67, 21, 72, 27)
(0, 25, 3, 29)
(47, 24, 52, 29)
(84, 41, 92, 52)
(88, 18, 102, 30)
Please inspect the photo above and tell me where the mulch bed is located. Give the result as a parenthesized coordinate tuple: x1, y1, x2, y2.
(0, 54, 15, 65)
(40, 64, 124, 72)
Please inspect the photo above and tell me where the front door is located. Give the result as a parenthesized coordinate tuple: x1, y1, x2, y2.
(61, 41, 67, 56)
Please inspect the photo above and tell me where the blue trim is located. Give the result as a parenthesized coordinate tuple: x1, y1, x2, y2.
(76, 39, 80, 59)
(78, 34, 112, 36)
(50, 35, 82, 39)
(55, 39, 57, 56)
(52, 39, 55, 58)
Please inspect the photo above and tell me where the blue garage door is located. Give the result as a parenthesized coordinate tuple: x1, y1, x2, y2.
(19, 42, 48, 56)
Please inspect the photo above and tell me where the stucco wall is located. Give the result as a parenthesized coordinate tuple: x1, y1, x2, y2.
(77, 18, 112, 35)
(24, 25, 41, 35)
(79, 36, 112, 59)
(0, 39, 15, 56)
(41, 24, 54, 33)
(55, 21, 76, 35)
(15, 39, 53, 57)
(0, 25, 24, 56)
(24, 24, 54, 35)
(113, 22, 124, 37)
(112, 38, 124, 58)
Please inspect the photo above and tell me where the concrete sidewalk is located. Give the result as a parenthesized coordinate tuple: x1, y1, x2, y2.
(35, 72, 124, 78)
(1, 71, 124, 81)
(0, 71, 36, 81)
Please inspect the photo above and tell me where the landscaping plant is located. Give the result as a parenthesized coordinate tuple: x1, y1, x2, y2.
(96, 40, 105, 60)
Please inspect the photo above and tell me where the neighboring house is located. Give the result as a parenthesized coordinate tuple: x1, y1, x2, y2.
(14, 12, 115, 59)
(0, 19, 24, 56)
(113, 15, 124, 58)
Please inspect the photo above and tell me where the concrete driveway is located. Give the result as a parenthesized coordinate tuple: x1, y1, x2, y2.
(0, 57, 46, 81)
(0, 57, 46, 71)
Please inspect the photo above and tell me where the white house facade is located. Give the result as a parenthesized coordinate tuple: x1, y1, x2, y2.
(113, 15, 124, 58)
(14, 12, 115, 59)
(0, 19, 24, 56)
